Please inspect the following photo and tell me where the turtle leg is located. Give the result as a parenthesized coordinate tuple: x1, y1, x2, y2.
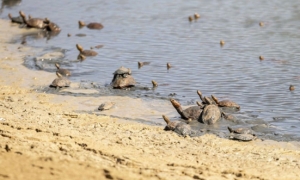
(170, 99, 189, 120)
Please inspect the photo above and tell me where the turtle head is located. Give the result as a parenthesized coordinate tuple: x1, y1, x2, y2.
(204, 96, 212, 104)
(197, 90, 205, 102)
(8, 13, 12, 20)
(170, 98, 181, 109)
(211, 95, 219, 104)
(76, 44, 84, 52)
(138, 61, 143, 68)
(78, 20, 85, 27)
(55, 63, 60, 69)
(167, 62, 171, 69)
(77, 54, 86, 61)
(162, 115, 170, 125)
(152, 80, 158, 87)
(56, 71, 62, 78)
(19, 11, 25, 18)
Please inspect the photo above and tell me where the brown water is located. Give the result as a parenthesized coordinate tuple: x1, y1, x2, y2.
(1, 0, 300, 141)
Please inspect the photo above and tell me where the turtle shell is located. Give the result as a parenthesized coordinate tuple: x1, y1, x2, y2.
(26, 18, 47, 28)
(229, 133, 256, 141)
(47, 22, 61, 32)
(218, 100, 240, 109)
(113, 66, 131, 75)
(50, 77, 70, 88)
(111, 74, 136, 88)
(228, 127, 254, 135)
(201, 104, 221, 125)
(183, 106, 202, 121)
(87, 22, 104, 30)
(81, 50, 98, 56)
(174, 123, 191, 136)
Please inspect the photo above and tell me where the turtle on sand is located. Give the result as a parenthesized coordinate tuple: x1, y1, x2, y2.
(228, 126, 256, 141)
(162, 115, 191, 136)
(98, 102, 115, 111)
(170, 98, 202, 121)
(50, 72, 71, 88)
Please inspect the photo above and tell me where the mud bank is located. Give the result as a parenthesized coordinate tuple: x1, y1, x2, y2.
(0, 19, 300, 180)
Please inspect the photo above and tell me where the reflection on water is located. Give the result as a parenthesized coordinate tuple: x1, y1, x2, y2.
(1, 0, 300, 141)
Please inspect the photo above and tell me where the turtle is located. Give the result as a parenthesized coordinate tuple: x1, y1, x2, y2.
(98, 102, 115, 111)
(211, 95, 240, 110)
(50, 72, 71, 88)
(194, 13, 200, 19)
(162, 115, 191, 136)
(138, 61, 150, 68)
(188, 16, 193, 22)
(113, 66, 132, 79)
(167, 62, 171, 70)
(19, 11, 47, 29)
(8, 13, 24, 24)
(111, 67, 135, 88)
(221, 112, 237, 122)
(152, 80, 158, 87)
(170, 98, 202, 121)
(197, 90, 216, 105)
(78, 20, 104, 30)
(289, 85, 295, 91)
(200, 96, 221, 125)
(44, 19, 61, 32)
(55, 63, 71, 77)
(228, 126, 256, 141)
(77, 54, 86, 61)
(76, 44, 98, 56)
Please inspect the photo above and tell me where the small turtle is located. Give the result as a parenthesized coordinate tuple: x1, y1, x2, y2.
(197, 90, 216, 105)
(19, 11, 47, 29)
(55, 63, 71, 77)
(8, 13, 24, 24)
(138, 61, 150, 68)
(162, 115, 191, 136)
(76, 44, 98, 56)
(111, 74, 136, 89)
(221, 112, 237, 122)
(45, 19, 61, 32)
(77, 54, 86, 61)
(188, 16, 193, 22)
(200, 97, 221, 125)
(152, 80, 158, 87)
(98, 102, 115, 111)
(194, 13, 200, 19)
(79, 20, 103, 30)
(289, 85, 295, 91)
(50, 72, 71, 88)
(228, 127, 256, 141)
(211, 95, 240, 110)
(170, 98, 202, 121)
(167, 62, 171, 70)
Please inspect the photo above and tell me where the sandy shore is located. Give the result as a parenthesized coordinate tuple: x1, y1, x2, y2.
(0, 19, 300, 180)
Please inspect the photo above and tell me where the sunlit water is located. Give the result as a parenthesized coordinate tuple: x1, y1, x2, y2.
(1, 0, 300, 141)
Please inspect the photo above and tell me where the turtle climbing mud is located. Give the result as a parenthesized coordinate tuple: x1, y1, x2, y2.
(98, 102, 115, 111)
(200, 96, 221, 125)
(170, 98, 202, 121)
(228, 126, 256, 141)
(111, 66, 136, 89)
(50, 72, 71, 88)
(78, 20, 103, 30)
(211, 95, 240, 110)
(76, 44, 98, 56)
(55, 63, 71, 77)
(162, 115, 191, 136)
(19, 11, 47, 29)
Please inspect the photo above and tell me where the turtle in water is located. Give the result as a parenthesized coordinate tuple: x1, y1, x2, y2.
(162, 115, 191, 136)
(98, 102, 115, 111)
(211, 95, 240, 110)
(228, 126, 256, 141)
(170, 98, 202, 121)
(19, 11, 47, 29)
(138, 61, 150, 69)
(55, 63, 71, 77)
(76, 44, 98, 56)
(152, 80, 158, 88)
(197, 90, 216, 105)
(78, 20, 104, 30)
(50, 72, 71, 88)
(200, 96, 221, 125)
(44, 19, 61, 32)
(8, 13, 25, 24)
(167, 63, 171, 70)
(111, 66, 136, 89)
(221, 112, 237, 122)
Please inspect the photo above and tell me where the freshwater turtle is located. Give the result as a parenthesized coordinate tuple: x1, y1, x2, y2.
(138, 61, 150, 68)
(221, 112, 237, 122)
(289, 85, 295, 91)
(152, 80, 158, 87)
(162, 115, 191, 136)
(211, 95, 240, 110)
(200, 96, 221, 125)
(76, 44, 98, 56)
(111, 67, 136, 88)
(55, 63, 71, 77)
(228, 126, 256, 141)
(8, 13, 24, 24)
(77, 54, 86, 61)
(98, 102, 115, 111)
(170, 98, 202, 121)
(197, 90, 216, 105)
(79, 20, 103, 30)
(113, 66, 131, 77)
(194, 13, 200, 19)
(19, 11, 47, 29)
(50, 72, 71, 88)
(167, 63, 171, 70)
(44, 19, 61, 32)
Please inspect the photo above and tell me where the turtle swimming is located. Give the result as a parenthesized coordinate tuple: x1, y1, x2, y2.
(44, 19, 61, 32)
(19, 11, 47, 29)
(162, 115, 191, 136)
(76, 44, 98, 56)
(55, 63, 71, 77)
(170, 98, 202, 121)
(228, 126, 256, 141)
(79, 20, 104, 30)
(211, 95, 240, 110)
(50, 72, 71, 88)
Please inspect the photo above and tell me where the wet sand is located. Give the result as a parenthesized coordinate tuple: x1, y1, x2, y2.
(0, 19, 300, 180)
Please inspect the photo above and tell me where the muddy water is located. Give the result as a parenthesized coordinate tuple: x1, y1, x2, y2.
(1, 0, 300, 141)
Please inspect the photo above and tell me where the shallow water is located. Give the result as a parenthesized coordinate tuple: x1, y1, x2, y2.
(1, 0, 300, 141)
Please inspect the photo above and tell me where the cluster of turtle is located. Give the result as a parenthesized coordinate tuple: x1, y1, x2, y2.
(8, 11, 61, 33)
(163, 90, 256, 141)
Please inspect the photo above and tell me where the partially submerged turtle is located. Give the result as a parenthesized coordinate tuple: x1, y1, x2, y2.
(50, 72, 71, 88)
(200, 96, 221, 125)
(79, 20, 104, 30)
(197, 90, 216, 105)
(228, 126, 256, 141)
(113, 66, 131, 77)
(55, 63, 71, 77)
(167, 63, 171, 70)
(211, 95, 240, 110)
(45, 19, 61, 32)
(19, 11, 47, 29)
(138, 61, 150, 68)
(98, 102, 115, 111)
(152, 80, 158, 88)
(162, 115, 191, 136)
(8, 13, 24, 24)
(170, 98, 202, 121)
(76, 44, 98, 56)
(221, 112, 237, 122)
(111, 66, 136, 89)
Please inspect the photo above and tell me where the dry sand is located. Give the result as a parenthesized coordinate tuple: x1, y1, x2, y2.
(0, 19, 300, 180)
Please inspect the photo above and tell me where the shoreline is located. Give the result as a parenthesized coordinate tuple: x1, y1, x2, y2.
(0, 19, 300, 180)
